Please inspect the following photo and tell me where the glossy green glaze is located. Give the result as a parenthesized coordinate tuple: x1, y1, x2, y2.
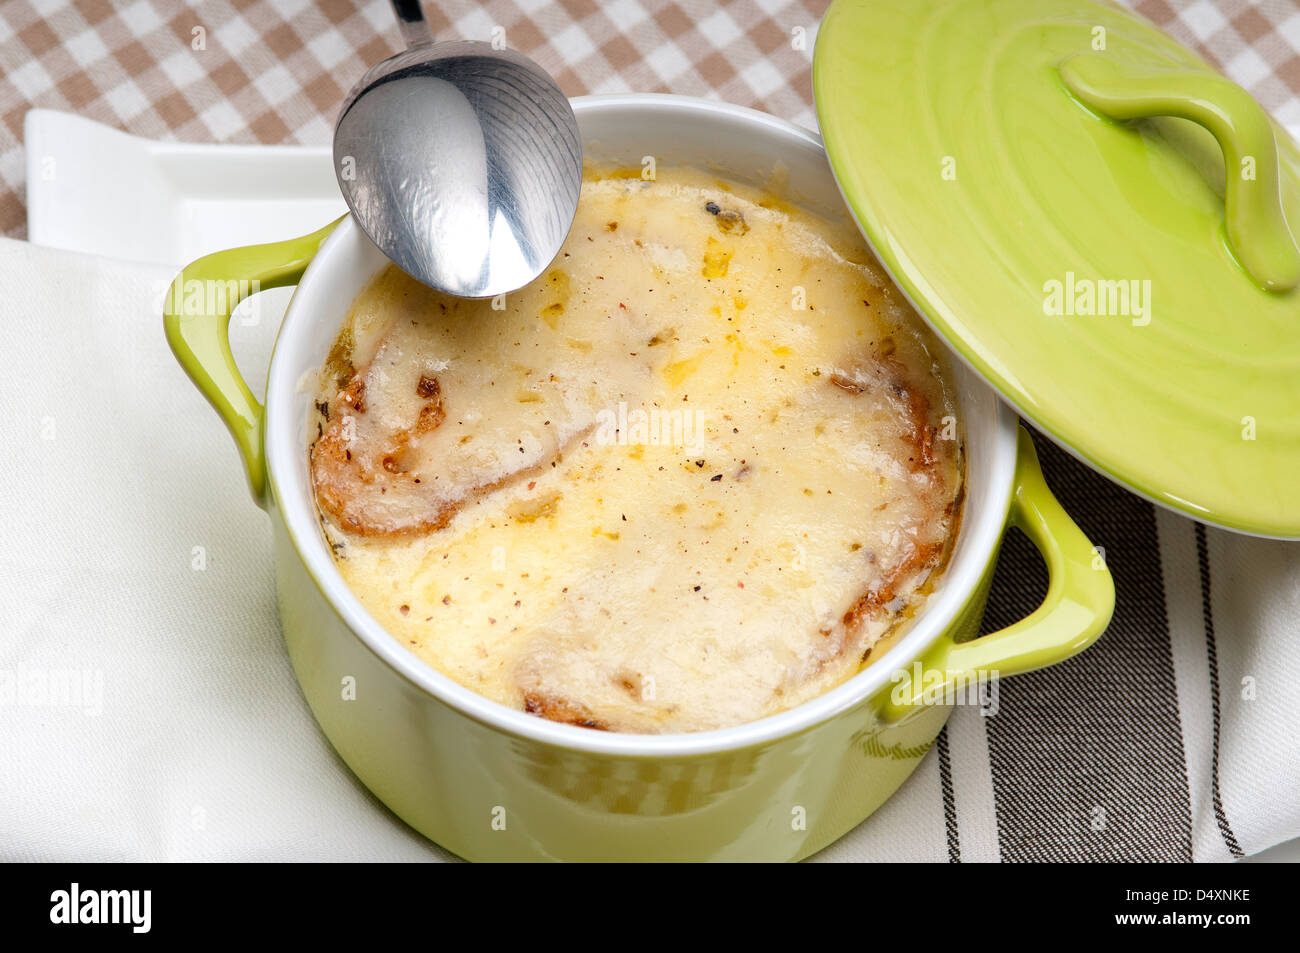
(166, 217, 1112, 860)
(1059, 53, 1300, 292)
(163, 219, 342, 504)
(814, 0, 1300, 537)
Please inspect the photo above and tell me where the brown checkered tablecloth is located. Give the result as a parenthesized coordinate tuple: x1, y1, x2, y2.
(4, 0, 1300, 241)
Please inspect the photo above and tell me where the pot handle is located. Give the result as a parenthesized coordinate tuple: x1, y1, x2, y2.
(163, 219, 343, 508)
(877, 427, 1115, 723)
(1059, 52, 1300, 293)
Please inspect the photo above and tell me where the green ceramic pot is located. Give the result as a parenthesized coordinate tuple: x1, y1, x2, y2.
(164, 95, 1114, 861)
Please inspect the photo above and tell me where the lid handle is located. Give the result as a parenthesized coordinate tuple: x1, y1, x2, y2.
(1060, 53, 1300, 293)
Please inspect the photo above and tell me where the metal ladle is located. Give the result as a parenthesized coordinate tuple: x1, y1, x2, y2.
(333, 0, 583, 298)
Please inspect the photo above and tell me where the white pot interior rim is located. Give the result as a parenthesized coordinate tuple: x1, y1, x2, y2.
(265, 93, 1020, 757)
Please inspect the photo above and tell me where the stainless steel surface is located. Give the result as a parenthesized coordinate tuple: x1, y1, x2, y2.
(333, 0, 582, 298)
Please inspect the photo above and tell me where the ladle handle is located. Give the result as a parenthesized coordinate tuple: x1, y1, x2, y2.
(391, 0, 434, 49)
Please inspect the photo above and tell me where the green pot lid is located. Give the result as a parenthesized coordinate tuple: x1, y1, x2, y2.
(813, 0, 1300, 538)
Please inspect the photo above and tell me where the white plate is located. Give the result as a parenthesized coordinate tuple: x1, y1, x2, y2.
(24, 109, 345, 267)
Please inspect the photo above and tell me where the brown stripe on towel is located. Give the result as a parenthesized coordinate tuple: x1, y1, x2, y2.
(935, 725, 961, 862)
(981, 427, 1193, 861)
(1196, 523, 1245, 858)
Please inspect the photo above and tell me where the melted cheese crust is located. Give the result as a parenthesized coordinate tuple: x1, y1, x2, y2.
(309, 167, 963, 734)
